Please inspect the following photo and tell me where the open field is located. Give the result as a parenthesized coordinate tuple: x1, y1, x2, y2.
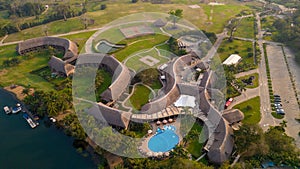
(238, 73, 259, 89)
(202, 4, 251, 33)
(1, 1, 258, 43)
(234, 17, 255, 39)
(218, 39, 254, 65)
(233, 96, 261, 125)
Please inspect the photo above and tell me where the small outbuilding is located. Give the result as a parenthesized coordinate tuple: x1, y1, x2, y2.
(222, 54, 242, 66)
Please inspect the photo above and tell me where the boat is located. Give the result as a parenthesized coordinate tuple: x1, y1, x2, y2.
(12, 106, 22, 114)
(3, 106, 11, 114)
(23, 113, 37, 129)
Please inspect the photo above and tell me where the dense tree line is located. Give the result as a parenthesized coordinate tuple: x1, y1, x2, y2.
(234, 123, 300, 167)
(8, 2, 45, 17)
(271, 6, 300, 63)
(0, 3, 85, 36)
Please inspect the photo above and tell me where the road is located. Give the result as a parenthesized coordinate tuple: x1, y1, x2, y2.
(255, 13, 279, 130)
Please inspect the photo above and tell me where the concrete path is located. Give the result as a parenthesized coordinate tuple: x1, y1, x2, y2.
(227, 87, 259, 109)
(235, 69, 259, 78)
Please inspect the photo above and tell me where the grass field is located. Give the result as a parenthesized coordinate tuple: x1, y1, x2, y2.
(0, 51, 55, 91)
(113, 34, 169, 61)
(233, 96, 261, 125)
(218, 39, 254, 65)
(202, 4, 251, 33)
(1, 1, 255, 43)
(129, 84, 152, 111)
(234, 17, 255, 39)
(125, 48, 169, 72)
(238, 73, 259, 89)
(0, 45, 69, 91)
(62, 31, 97, 52)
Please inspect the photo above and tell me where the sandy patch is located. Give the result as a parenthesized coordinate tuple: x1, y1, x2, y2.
(4, 85, 34, 100)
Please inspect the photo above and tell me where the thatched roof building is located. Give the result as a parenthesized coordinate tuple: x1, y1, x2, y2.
(222, 109, 244, 124)
(87, 103, 131, 129)
(48, 56, 74, 77)
(17, 37, 78, 63)
(76, 53, 131, 102)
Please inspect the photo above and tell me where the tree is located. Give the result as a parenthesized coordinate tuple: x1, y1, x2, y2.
(131, 0, 138, 3)
(80, 14, 90, 29)
(22, 88, 30, 96)
(168, 9, 183, 28)
(136, 68, 160, 86)
(42, 25, 49, 36)
(226, 18, 242, 41)
(100, 4, 107, 10)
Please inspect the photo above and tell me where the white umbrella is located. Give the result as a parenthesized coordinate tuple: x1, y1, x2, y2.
(164, 152, 170, 156)
(147, 152, 153, 157)
(163, 119, 168, 124)
(148, 130, 153, 134)
(156, 121, 161, 125)
(153, 152, 158, 157)
(168, 119, 173, 122)
(158, 152, 163, 156)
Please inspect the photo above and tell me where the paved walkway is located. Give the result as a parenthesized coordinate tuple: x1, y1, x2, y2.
(235, 68, 259, 78)
(227, 87, 259, 109)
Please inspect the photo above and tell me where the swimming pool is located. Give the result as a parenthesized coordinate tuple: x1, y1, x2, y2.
(148, 125, 179, 152)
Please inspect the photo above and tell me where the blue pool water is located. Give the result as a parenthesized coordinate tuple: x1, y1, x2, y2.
(148, 125, 179, 152)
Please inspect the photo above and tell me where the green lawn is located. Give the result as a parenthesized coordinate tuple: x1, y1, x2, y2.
(62, 31, 97, 52)
(202, 4, 251, 33)
(129, 84, 152, 111)
(113, 34, 169, 61)
(125, 48, 169, 72)
(95, 69, 112, 102)
(218, 39, 254, 65)
(0, 45, 70, 91)
(187, 122, 205, 158)
(238, 73, 259, 89)
(233, 96, 261, 125)
(234, 17, 255, 39)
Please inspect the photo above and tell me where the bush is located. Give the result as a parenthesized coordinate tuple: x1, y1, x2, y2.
(132, 0, 138, 3)
(100, 4, 107, 10)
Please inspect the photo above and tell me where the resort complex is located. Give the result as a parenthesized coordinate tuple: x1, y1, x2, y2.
(1, 1, 300, 168)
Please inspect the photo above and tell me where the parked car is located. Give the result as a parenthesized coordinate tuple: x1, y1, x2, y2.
(225, 98, 233, 109)
(274, 98, 281, 102)
(276, 108, 285, 115)
(274, 94, 280, 98)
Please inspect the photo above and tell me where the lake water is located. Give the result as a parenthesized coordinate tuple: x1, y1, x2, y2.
(0, 89, 97, 169)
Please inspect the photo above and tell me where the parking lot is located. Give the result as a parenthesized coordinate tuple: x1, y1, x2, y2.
(266, 45, 300, 146)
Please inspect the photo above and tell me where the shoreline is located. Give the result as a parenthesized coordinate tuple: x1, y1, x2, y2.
(3, 85, 34, 101)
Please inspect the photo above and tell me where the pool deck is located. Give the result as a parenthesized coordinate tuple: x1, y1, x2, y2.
(139, 120, 183, 156)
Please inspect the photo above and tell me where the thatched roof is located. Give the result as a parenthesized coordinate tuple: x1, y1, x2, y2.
(87, 103, 131, 129)
(207, 116, 234, 164)
(222, 109, 244, 124)
(17, 37, 78, 63)
(48, 56, 74, 76)
(76, 53, 131, 102)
